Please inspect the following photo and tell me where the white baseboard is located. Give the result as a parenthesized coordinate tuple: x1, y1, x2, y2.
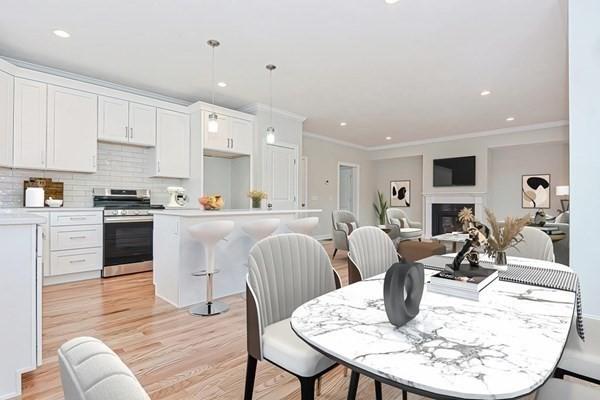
(43, 270, 101, 286)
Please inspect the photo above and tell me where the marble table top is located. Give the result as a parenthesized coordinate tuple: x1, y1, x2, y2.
(432, 232, 470, 242)
(291, 267, 575, 399)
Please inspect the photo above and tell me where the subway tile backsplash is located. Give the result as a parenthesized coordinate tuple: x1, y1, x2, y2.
(0, 142, 183, 208)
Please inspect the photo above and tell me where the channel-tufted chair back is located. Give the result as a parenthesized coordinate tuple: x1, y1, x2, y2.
(506, 226, 555, 262)
(348, 226, 398, 282)
(247, 234, 338, 331)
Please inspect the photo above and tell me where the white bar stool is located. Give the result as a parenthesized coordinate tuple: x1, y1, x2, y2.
(241, 218, 281, 242)
(188, 220, 235, 316)
(286, 217, 319, 235)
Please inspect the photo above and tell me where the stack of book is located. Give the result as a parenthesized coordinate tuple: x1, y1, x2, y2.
(428, 264, 498, 301)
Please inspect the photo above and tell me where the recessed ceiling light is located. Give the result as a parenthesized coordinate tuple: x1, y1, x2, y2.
(506, 116, 515, 122)
(385, 136, 392, 140)
(385, 0, 400, 4)
(480, 90, 491, 96)
(53, 30, 70, 38)
(340, 122, 347, 127)
(217, 82, 227, 88)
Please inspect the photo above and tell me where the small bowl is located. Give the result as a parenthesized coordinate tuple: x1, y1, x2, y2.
(45, 199, 63, 208)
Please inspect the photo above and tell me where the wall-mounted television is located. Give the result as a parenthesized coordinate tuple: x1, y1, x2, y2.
(433, 156, 476, 187)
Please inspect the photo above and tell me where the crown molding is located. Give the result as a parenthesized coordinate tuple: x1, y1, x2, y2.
(302, 131, 369, 151)
(1, 56, 192, 106)
(239, 103, 306, 122)
(367, 120, 569, 151)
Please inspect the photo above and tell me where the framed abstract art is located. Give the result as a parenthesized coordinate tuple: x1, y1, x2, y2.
(390, 180, 410, 207)
(522, 174, 551, 209)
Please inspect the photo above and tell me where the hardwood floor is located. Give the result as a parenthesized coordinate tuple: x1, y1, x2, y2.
(22, 241, 536, 400)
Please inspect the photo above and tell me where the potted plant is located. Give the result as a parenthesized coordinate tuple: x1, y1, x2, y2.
(373, 190, 388, 225)
(248, 190, 268, 209)
(484, 209, 531, 267)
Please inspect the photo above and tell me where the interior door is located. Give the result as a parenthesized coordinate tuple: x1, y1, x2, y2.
(98, 96, 129, 143)
(129, 102, 156, 146)
(13, 78, 47, 169)
(46, 85, 97, 172)
(339, 165, 355, 213)
(265, 144, 297, 209)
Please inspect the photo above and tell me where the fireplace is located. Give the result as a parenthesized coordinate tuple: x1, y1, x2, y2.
(431, 203, 475, 236)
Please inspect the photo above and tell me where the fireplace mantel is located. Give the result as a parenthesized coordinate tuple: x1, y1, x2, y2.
(422, 193, 486, 238)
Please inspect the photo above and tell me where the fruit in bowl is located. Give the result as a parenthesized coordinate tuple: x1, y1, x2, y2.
(199, 195, 224, 210)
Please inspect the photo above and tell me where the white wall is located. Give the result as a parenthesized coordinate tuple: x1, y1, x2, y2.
(569, 0, 600, 319)
(303, 134, 375, 238)
(373, 156, 423, 222)
(488, 142, 569, 219)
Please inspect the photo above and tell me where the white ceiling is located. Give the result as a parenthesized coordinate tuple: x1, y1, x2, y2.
(0, 0, 568, 147)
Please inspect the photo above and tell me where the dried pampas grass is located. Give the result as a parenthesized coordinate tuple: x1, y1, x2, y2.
(484, 208, 531, 255)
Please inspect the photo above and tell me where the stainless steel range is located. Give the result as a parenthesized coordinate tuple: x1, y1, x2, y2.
(93, 188, 164, 277)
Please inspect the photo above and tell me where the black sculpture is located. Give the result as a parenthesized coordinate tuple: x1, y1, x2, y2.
(383, 261, 425, 327)
(447, 221, 490, 272)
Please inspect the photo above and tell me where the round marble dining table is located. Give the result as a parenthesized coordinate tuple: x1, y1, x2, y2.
(290, 262, 575, 400)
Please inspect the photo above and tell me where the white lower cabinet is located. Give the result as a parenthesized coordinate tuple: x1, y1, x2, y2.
(51, 225, 102, 251)
(51, 248, 102, 275)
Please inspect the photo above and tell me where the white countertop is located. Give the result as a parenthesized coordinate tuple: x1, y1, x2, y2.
(151, 208, 322, 217)
(0, 213, 46, 225)
(1, 207, 102, 212)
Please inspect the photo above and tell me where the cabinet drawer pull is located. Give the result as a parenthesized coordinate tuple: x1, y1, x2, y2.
(125, 126, 129, 138)
(69, 236, 87, 240)
(69, 217, 86, 220)
(69, 259, 87, 263)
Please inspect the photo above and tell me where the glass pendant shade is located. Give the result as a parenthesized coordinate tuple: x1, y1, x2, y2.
(266, 126, 275, 144)
(208, 112, 219, 133)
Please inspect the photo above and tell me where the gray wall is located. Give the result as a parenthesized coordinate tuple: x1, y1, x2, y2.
(488, 142, 569, 219)
(303, 135, 375, 238)
(0, 142, 182, 207)
(373, 156, 423, 222)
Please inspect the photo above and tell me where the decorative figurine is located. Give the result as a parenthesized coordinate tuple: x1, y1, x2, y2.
(383, 261, 425, 327)
(447, 221, 490, 272)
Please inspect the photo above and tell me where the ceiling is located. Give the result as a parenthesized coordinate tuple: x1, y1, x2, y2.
(0, 0, 568, 147)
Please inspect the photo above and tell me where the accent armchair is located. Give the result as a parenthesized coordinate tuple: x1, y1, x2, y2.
(386, 208, 423, 241)
(331, 210, 359, 259)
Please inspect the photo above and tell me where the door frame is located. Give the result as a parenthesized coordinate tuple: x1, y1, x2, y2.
(337, 161, 360, 219)
(263, 141, 299, 209)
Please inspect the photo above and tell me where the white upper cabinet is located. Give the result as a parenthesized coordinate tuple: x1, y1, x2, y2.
(153, 108, 190, 178)
(230, 117, 252, 155)
(98, 96, 128, 143)
(0, 70, 13, 167)
(46, 85, 98, 172)
(128, 102, 156, 146)
(202, 110, 252, 155)
(13, 78, 47, 170)
(98, 96, 156, 147)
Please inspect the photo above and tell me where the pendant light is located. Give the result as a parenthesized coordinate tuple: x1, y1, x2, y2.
(265, 64, 276, 144)
(207, 39, 220, 133)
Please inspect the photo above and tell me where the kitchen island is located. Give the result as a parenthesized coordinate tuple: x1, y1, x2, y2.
(152, 208, 322, 308)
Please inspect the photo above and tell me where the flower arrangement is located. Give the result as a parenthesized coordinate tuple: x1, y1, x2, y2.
(483, 208, 531, 257)
(457, 207, 475, 232)
(248, 190, 268, 209)
(199, 194, 224, 210)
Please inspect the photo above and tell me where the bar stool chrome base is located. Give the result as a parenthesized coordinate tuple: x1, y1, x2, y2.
(189, 301, 229, 316)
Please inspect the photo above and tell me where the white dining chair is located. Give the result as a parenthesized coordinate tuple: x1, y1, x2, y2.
(244, 234, 341, 400)
(506, 226, 555, 262)
(58, 337, 150, 400)
(348, 226, 399, 284)
(536, 377, 599, 399)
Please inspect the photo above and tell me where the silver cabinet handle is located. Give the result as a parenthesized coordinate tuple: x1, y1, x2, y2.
(69, 236, 87, 240)
(69, 259, 87, 263)
(157, 160, 161, 173)
(125, 126, 129, 138)
(130, 127, 133, 139)
(69, 217, 86, 220)
(231, 138, 234, 148)
(40, 150, 45, 165)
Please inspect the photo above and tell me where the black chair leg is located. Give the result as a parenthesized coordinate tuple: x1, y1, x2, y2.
(374, 380, 382, 400)
(332, 248, 338, 260)
(402, 389, 407, 400)
(554, 368, 565, 379)
(244, 355, 257, 400)
(347, 371, 360, 400)
(299, 376, 316, 400)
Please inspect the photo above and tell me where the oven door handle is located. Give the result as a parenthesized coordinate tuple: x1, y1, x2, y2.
(104, 216, 154, 224)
